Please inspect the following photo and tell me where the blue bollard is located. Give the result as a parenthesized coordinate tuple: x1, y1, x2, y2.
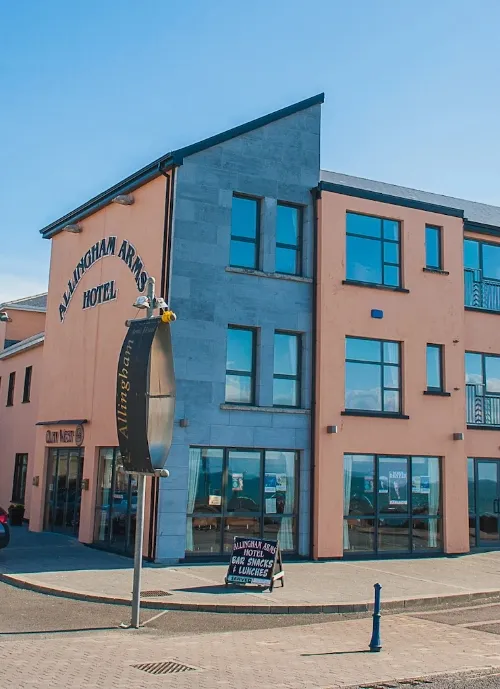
(369, 583, 382, 652)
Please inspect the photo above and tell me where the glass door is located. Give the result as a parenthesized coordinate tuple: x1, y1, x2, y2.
(46, 448, 84, 535)
(475, 460, 500, 546)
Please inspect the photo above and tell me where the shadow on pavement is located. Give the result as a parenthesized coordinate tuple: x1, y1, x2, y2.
(172, 584, 267, 595)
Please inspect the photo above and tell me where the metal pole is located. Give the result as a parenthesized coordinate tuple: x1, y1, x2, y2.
(130, 277, 156, 629)
(369, 583, 382, 652)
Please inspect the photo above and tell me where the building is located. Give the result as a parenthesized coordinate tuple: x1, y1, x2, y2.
(2, 93, 500, 562)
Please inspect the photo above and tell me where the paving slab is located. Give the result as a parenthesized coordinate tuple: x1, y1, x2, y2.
(3, 527, 500, 613)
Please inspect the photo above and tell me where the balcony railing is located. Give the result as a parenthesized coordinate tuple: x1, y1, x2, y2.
(466, 383, 500, 426)
(465, 268, 500, 312)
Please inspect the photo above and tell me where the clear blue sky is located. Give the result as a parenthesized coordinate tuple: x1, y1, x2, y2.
(1, 0, 499, 301)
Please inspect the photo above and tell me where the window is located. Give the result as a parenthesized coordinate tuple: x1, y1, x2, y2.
(425, 225, 442, 270)
(93, 448, 138, 555)
(186, 447, 298, 555)
(426, 344, 444, 392)
(464, 238, 500, 311)
(344, 454, 441, 554)
(225, 327, 256, 404)
(466, 351, 500, 425)
(273, 332, 300, 407)
(276, 203, 301, 275)
(230, 195, 260, 269)
(346, 212, 401, 288)
(12, 454, 28, 503)
(22, 366, 32, 403)
(6, 371, 15, 406)
(345, 337, 401, 413)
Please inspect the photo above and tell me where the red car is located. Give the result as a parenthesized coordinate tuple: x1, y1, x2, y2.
(0, 507, 10, 550)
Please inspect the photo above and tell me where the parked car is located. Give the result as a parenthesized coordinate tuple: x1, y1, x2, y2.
(0, 507, 10, 550)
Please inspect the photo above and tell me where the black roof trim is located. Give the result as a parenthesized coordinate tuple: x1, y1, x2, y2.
(464, 220, 500, 237)
(41, 93, 325, 240)
(318, 181, 465, 218)
(36, 419, 88, 426)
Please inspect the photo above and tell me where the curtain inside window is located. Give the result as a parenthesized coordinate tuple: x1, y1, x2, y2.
(186, 448, 201, 551)
(278, 452, 296, 550)
(428, 458, 440, 547)
(343, 455, 353, 549)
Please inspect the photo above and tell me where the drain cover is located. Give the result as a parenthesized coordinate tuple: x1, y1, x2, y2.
(140, 590, 172, 598)
(132, 661, 197, 675)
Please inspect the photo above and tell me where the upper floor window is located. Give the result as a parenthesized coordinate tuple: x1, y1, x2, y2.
(466, 351, 500, 426)
(225, 326, 256, 405)
(12, 454, 28, 503)
(346, 212, 401, 288)
(345, 336, 401, 413)
(426, 344, 444, 392)
(273, 332, 301, 407)
(425, 225, 442, 270)
(276, 203, 301, 275)
(230, 195, 260, 270)
(22, 366, 32, 403)
(6, 371, 15, 406)
(464, 238, 500, 312)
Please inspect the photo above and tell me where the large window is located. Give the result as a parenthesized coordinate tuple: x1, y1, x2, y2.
(276, 203, 301, 275)
(273, 332, 300, 407)
(6, 371, 15, 406)
(12, 453, 28, 503)
(230, 195, 260, 269)
(22, 366, 32, 403)
(466, 351, 500, 426)
(93, 448, 138, 556)
(186, 447, 298, 555)
(346, 212, 401, 288)
(464, 238, 500, 311)
(225, 327, 256, 405)
(344, 454, 441, 554)
(345, 337, 401, 414)
(425, 225, 442, 270)
(426, 344, 444, 392)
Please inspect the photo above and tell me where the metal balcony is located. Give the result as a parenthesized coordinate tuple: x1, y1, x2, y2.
(465, 268, 500, 312)
(466, 383, 500, 426)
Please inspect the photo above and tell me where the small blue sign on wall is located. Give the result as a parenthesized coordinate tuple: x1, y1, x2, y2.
(371, 309, 384, 319)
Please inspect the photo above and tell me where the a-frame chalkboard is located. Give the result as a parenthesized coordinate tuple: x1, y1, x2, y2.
(225, 537, 284, 591)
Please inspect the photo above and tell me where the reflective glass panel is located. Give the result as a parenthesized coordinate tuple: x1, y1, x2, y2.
(275, 247, 298, 275)
(383, 219, 399, 240)
(273, 378, 298, 407)
(485, 356, 500, 393)
(274, 333, 298, 375)
(231, 196, 258, 239)
(464, 239, 479, 270)
(482, 243, 500, 280)
(426, 345, 442, 390)
(347, 212, 382, 237)
(346, 337, 381, 362)
(411, 457, 440, 516)
(344, 518, 375, 552)
(276, 204, 299, 245)
(225, 374, 252, 404)
(425, 226, 441, 269)
(465, 352, 483, 386)
(344, 454, 375, 516)
(226, 450, 261, 514)
(378, 517, 409, 551)
(346, 235, 383, 284)
(229, 239, 256, 269)
(345, 361, 382, 411)
(378, 457, 409, 514)
(227, 328, 254, 373)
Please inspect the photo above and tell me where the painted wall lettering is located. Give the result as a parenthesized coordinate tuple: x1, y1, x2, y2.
(58, 237, 149, 322)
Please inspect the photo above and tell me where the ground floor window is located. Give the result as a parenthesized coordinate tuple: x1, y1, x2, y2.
(93, 448, 138, 556)
(468, 457, 500, 549)
(344, 454, 441, 554)
(186, 447, 298, 556)
(12, 453, 28, 503)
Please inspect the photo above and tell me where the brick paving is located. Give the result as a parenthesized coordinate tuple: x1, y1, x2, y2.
(2, 614, 500, 688)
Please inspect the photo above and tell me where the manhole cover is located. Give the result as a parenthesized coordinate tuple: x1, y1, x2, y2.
(132, 661, 198, 675)
(140, 590, 172, 598)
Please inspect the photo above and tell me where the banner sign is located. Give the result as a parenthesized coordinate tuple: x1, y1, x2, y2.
(225, 537, 284, 589)
(116, 317, 175, 473)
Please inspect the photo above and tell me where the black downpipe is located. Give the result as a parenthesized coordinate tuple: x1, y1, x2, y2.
(309, 187, 320, 560)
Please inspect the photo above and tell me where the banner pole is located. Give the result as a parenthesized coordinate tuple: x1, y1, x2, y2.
(130, 277, 156, 629)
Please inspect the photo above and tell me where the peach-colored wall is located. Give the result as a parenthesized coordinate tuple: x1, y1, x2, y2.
(315, 192, 469, 558)
(5, 310, 45, 344)
(0, 344, 43, 517)
(30, 174, 168, 553)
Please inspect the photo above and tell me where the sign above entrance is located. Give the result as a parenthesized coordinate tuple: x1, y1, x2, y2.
(58, 237, 150, 322)
(116, 317, 176, 474)
(45, 423, 85, 446)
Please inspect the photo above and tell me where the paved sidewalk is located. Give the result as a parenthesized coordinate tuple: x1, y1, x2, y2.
(3, 613, 500, 688)
(3, 527, 500, 613)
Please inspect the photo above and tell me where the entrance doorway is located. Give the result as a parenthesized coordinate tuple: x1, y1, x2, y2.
(469, 458, 500, 548)
(46, 448, 84, 535)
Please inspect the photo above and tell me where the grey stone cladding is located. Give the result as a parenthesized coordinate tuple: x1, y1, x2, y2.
(155, 103, 321, 562)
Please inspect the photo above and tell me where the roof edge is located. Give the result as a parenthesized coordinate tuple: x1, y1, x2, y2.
(318, 181, 465, 218)
(40, 93, 324, 240)
(464, 219, 500, 236)
(0, 332, 45, 360)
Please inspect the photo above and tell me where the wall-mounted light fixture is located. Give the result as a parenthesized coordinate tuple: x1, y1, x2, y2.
(453, 432, 464, 441)
(81, 478, 90, 491)
(32, 476, 40, 487)
(63, 224, 82, 233)
(0, 311, 10, 322)
(179, 418, 189, 428)
(112, 194, 135, 205)
(327, 425, 338, 434)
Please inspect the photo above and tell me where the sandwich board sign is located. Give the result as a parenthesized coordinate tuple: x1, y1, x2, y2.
(225, 537, 284, 591)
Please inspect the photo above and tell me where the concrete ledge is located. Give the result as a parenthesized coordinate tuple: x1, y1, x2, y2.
(3, 571, 500, 615)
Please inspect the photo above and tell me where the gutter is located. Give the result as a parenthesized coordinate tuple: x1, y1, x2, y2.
(309, 186, 320, 560)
